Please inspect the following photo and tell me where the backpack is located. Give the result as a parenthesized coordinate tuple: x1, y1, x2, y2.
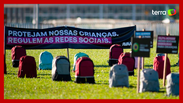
(118, 52, 135, 76)
(11, 45, 26, 67)
(108, 44, 123, 66)
(153, 56, 171, 79)
(139, 69, 160, 93)
(166, 73, 179, 96)
(72, 52, 89, 72)
(18, 56, 37, 78)
(109, 64, 129, 88)
(52, 56, 71, 81)
(39, 51, 53, 70)
(75, 57, 95, 83)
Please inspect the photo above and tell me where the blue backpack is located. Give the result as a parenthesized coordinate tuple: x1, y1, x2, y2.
(72, 52, 89, 72)
(39, 51, 53, 70)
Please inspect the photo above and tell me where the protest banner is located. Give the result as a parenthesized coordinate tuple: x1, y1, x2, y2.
(5, 26, 136, 49)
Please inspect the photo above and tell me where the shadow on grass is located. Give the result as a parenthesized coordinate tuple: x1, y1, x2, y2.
(96, 82, 109, 85)
(51, 80, 75, 82)
(96, 82, 137, 89)
(139, 87, 166, 93)
(129, 84, 136, 89)
(142, 90, 165, 93)
(159, 87, 166, 93)
(144, 64, 179, 68)
(171, 64, 179, 67)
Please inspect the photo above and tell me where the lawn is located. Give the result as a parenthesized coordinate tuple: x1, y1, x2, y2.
(4, 42, 179, 99)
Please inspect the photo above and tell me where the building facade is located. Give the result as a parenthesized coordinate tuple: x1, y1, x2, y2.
(4, 4, 179, 24)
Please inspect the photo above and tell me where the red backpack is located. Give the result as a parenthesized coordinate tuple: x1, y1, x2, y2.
(75, 57, 95, 83)
(109, 44, 123, 59)
(118, 52, 135, 76)
(11, 45, 26, 67)
(109, 44, 123, 66)
(153, 56, 171, 79)
(18, 56, 37, 78)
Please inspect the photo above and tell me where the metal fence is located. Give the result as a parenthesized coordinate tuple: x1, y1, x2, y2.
(5, 20, 179, 38)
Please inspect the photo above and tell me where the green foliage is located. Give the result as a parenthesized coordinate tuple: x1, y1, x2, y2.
(4, 42, 179, 99)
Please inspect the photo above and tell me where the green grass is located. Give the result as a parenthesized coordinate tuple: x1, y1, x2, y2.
(4, 42, 179, 99)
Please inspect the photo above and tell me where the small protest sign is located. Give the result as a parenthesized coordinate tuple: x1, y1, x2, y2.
(131, 38, 150, 57)
(134, 31, 153, 48)
(156, 35, 179, 54)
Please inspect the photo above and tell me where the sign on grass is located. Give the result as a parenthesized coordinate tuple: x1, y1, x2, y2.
(131, 38, 150, 57)
(156, 35, 179, 54)
(134, 31, 153, 48)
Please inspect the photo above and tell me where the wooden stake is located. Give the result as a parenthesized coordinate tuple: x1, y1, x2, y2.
(141, 29, 145, 70)
(141, 58, 144, 70)
(67, 48, 69, 60)
(137, 57, 141, 93)
(163, 33, 170, 87)
(163, 53, 168, 87)
(136, 28, 146, 93)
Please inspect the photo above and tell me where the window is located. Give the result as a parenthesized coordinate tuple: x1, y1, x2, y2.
(25, 8, 33, 13)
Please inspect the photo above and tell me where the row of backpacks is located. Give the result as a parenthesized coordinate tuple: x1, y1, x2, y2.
(11, 45, 95, 83)
(10, 45, 178, 96)
(11, 44, 171, 79)
(109, 64, 179, 96)
(108, 44, 171, 79)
